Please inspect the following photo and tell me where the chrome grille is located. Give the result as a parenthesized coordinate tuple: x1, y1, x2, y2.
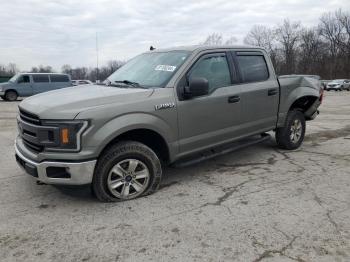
(19, 109, 41, 125)
(18, 109, 44, 153)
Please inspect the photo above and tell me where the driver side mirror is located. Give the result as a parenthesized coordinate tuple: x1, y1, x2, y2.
(184, 77, 209, 99)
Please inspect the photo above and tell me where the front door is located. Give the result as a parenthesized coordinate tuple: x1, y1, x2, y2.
(15, 75, 33, 96)
(176, 52, 242, 155)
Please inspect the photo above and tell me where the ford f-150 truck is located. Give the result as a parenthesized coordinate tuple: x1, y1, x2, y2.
(15, 45, 323, 202)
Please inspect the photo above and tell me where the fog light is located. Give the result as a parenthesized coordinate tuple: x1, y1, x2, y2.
(46, 167, 71, 179)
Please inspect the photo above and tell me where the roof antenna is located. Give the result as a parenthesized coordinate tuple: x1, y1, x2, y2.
(150, 46, 156, 51)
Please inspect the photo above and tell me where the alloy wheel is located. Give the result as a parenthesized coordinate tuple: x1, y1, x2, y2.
(107, 159, 150, 199)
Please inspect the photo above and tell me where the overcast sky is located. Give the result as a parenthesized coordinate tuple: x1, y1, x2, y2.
(0, 0, 349, 71)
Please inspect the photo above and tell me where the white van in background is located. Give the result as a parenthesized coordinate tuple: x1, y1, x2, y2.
(0, 73, 72, 101)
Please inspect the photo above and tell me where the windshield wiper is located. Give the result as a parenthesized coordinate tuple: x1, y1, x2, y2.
(114, 80, 146, 89)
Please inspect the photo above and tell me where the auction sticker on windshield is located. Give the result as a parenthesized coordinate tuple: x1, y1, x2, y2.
(155, 65, 177, 72)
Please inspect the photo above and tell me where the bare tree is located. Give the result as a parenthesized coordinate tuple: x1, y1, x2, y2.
(319, 11, 343, 78)
(30, 65, 54, 73)
(61, 64, 72, 75)
(275, 19, 301, 74)
(225, 36, 238, 45)
(203, 33, 223, 45)
(298, 28, 326, 75)
(7, 63, 19, 75)
(244, 25, 279, 69)
(0, 64, 18, 77)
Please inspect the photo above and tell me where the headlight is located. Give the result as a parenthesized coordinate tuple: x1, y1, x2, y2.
(41, 120, 89, 151)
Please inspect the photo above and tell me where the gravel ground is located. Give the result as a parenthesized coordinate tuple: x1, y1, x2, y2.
(0, 92, 350, 262)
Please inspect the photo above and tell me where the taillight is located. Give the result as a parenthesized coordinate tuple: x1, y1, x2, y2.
(319, 88, 324, 104)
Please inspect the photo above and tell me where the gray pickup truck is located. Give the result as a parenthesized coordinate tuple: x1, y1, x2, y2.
(15, 45, 323, 202)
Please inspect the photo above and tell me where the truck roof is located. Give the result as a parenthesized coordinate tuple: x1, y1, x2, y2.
(149, 45, 266, 53)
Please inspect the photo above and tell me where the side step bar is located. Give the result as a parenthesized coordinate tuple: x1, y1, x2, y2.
(172, 133, 271, 168)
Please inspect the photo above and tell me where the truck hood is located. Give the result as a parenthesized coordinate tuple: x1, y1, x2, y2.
(19, 85, 154, 119)
(0, 82, 10, 88)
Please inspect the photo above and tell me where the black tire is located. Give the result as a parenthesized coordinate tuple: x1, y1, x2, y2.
(5, 90, 18, 101)
(92, 141, 162, 202)
(275, 109, 306, 150)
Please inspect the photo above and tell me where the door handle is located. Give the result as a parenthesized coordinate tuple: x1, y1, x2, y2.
(268, 88, 278, 96)
(228, 96, 240, 103)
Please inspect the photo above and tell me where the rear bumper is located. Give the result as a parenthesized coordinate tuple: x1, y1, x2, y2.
(15, 143, 96, 185)
(305, 98, 321, 120)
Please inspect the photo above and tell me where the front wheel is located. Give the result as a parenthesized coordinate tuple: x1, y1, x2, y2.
(275, 109, 306, 150)
(92, 141, 162, 202)
(5, 90, 18, 101)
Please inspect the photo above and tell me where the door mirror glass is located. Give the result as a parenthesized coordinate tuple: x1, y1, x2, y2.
(185, 77, 209, 98)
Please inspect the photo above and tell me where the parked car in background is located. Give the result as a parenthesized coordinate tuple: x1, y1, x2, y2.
(325, 79, 350, 91)
(321, 80, 331, 89)
(0, 73, 72, 101)
(72, 80, 93, 86)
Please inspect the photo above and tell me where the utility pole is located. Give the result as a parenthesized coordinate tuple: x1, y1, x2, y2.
(96, 32, 99, 82)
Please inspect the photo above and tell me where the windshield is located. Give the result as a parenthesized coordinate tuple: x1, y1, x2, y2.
(8, 74, 20, 83)
(332, 79, 344, 84)
(107, 51, 190, 88)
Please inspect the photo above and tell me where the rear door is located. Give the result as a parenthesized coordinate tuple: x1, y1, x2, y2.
(176, 52, 242, 155)
(232, 51, 279, 134)
(49, 74, 71, 89)
(32, 74, 50, 94)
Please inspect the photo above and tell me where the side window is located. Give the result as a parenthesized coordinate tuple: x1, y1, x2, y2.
(32, 75, 49, 83)
(189, 54, 231, 92)
(50, 74, 69, 82)
(18, 75, 30, 84)
(236, 55, 269, 83)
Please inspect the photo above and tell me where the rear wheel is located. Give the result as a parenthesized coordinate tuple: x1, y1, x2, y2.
(275, 109, 306, 150)
(5, 90, 18, 101)
(92, 141, 162, 202)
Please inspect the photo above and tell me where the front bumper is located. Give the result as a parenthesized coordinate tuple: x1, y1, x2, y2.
(15, 143, 96, 185)
(0, 91, 5, 96)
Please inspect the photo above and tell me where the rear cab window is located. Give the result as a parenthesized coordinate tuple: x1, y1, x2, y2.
(235, 52, 269, 83)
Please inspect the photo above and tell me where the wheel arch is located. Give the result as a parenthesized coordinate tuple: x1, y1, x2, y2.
(98, 128, 171, 164)
(5, 89, 19, 97)
(289, 95, 319, 113)
(277, 85, 320, 127)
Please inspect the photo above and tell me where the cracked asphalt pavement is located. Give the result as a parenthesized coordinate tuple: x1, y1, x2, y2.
(1, 92, 350, 262)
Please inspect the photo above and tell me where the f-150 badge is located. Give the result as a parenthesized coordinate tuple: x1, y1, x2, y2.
(155, 103, 175, 111)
